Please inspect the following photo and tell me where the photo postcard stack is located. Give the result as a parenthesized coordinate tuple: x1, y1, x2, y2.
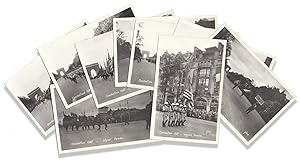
(4, 4, 296, 155)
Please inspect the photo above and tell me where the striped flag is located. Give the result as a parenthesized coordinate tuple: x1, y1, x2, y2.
(183, 89, 193, 101)
(183, 89, 194, 108)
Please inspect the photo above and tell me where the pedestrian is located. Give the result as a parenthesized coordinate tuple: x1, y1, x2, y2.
(145, 102, 152, 129)
(182, 105, 187, 126)
(245, 102, 258, 114)
(232, 80, 240, 89)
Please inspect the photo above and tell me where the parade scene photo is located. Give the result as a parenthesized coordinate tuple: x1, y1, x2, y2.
(52, 87, 153, 152)
(151, 36, 226, 143)
(128, 17, 179, 89)
(212, 25, 295, 143)
(76, 31, 142, 108)
(5, 57, 53, 133)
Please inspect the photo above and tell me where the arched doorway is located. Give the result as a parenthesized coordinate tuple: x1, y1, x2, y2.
(59, 71, 65, 77)
(90, 69, 97, 79)
(34, 94, 39, 101)
(210, 99, 219, 112)
(195, 97, 207, 111)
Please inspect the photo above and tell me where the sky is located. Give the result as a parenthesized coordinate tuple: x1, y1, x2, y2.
(75, 31, 114, 67)
(157, 36, 223, 55)
(116, 18, 135, 43)
(5, 56, 50, 97)
(136, 17, 179, 57)
(227, 35, 293, 100)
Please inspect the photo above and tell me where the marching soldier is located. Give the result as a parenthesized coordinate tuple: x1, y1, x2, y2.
(182, 105, 187, 126)
(162, 102, 170, 127)
(173, 103, 180, 126)
(177, 104, 183, 126)
(168, 103, 175, 126)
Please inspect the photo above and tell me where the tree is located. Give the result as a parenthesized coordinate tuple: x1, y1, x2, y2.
(18, 96, 35, 112)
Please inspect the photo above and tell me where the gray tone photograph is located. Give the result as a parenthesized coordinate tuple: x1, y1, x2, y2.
(76, 31, 146, 108)
(5, 56, 53, 136)
(151, 36, 226, 143)
(211, 24, 296, 145)
(38, 6, 135, 108)
(128, 17, 179, 90)
(52, 86, 153, 153)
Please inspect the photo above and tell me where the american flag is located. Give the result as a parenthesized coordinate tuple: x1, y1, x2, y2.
(183, 89, 194, 107)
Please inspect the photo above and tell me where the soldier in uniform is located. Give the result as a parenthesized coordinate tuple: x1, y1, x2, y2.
(177, 104, 183, 126)
(173, 103, 180, 126)
(182, 105, 187, 126)
(168, 103, 175, 126)
(169, 103, 176, 127)
(162, 102, 170, 127)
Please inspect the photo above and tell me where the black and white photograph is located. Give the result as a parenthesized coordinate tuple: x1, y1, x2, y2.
(5, 56, 54, 137)
(150, 36, 226, 144)
(127, 17, 180, 90)
(38, 5, 135, 108)
(76, 31, 147, 108)
(211, 24, 296, 146)
(174, 20, 276, 68)
(51, 85, 154, 154)
(181, 15, 217, 29)
(113, 11, 175, 87)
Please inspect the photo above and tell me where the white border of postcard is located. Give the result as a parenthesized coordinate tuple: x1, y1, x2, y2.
(149, 36, 227, 144)
(210, 23, 296, 147)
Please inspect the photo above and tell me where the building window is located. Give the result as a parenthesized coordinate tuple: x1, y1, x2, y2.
(199, 78, 210, 88)
(199, 69, 206, 77)
(205, 79, 209, 86)
(206, 69, 210, 77)
(199, 68, 211, 77)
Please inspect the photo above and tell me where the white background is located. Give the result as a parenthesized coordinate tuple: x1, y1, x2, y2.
(0, 0, 299, 163)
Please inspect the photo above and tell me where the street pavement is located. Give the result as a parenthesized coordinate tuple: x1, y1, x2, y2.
(59, 120, 150, 150)
(154, 111, 217, 141)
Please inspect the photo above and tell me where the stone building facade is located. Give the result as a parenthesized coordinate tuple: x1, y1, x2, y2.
(162, 43, 224, 113)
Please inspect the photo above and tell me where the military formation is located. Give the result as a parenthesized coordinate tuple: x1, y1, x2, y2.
(161, 102, 188, 127)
